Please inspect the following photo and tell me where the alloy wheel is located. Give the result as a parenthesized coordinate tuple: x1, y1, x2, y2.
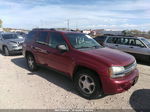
(78, 74, 96, 95)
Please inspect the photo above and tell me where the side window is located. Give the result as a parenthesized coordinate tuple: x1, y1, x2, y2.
(49, 32, 66, 48)
(122, 38, 129, 45)
(37, 31, 49, 44)
(107, 37, 117, 44)
(116, 38, 122, 44)
(128, 39, 136, 46)
(135, 39, 145, 47)
(26, 31, 36, 41)
(116, 38, 129, 45)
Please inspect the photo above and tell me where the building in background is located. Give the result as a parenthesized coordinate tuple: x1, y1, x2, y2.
(82, 29, 92, 34)
(92, 29, 123, 36)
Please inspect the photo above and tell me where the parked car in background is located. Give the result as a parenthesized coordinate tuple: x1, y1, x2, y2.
(94, 35, 108, 46)
(0, 33, 24, 56)
(95, 36, 150, 61)
(16, 32, 27, 38)
(23, 28, 139, 99)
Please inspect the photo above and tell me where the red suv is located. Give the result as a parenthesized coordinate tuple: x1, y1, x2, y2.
(23, 29, 139, 99)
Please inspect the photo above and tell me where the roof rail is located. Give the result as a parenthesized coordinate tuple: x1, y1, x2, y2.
(32, 28, 56, 31)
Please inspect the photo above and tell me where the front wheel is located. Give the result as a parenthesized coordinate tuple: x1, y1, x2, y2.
(26, 54, 38, 71)
(74, 69, 103, 99)
(3, 46, 10, 56)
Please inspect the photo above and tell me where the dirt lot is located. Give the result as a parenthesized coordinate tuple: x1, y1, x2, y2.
(0, 53, 150, 111)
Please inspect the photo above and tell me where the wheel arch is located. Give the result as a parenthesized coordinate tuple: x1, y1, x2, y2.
(72, 65, 102, 85)
(2, 45, 7, 49)
(25, 51, 34, 58)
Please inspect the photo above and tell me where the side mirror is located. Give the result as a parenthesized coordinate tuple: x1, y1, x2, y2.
(57, 45, 68, 52)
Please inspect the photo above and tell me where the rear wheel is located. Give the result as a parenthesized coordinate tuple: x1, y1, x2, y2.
(26, 54, 38, 71)
(74, 69, 103, 99)
(3, 46, 10, 56)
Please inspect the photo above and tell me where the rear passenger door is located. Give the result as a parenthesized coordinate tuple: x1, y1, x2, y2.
(105, 37, 120, 49)
(115, 38, 130, 52)
(33, 31, 49, 65)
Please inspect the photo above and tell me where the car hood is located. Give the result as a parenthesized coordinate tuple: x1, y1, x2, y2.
(80, 47, 135, 66)
(5, 38, 24, 43)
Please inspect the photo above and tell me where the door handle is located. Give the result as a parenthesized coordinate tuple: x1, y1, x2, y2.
(130, 47, 134, 48)
(115, 45, 119, 46)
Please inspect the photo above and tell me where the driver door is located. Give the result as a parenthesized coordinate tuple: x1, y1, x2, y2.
(45, 32, 74, 75)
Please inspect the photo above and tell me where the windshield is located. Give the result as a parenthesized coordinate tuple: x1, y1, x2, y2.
(141, 38, 150, 48)
(2, 34, 21, 40)
(66, 33, 101, 49)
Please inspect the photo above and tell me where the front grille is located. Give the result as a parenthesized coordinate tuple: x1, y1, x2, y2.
(124, 62, 135, 69)
(19, 43, 23, 46)
(124, 61, 137, 74)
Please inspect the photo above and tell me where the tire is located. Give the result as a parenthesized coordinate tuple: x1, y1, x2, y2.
(74, 69, 103, 99)
(3, 46, 10, 56)
(26, 54, 38, 71)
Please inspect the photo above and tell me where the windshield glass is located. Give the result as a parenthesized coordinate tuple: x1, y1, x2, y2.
(66, 33, 101, 49)
(2, 34, 21, 40)
(141, 38, 150, 48)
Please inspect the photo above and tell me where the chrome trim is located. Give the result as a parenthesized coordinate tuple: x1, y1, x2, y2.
(112, 61, 137, 78)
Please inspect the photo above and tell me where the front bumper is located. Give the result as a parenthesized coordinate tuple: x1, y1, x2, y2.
(7, 45, 22, 54)
(101, 68, 139, 94)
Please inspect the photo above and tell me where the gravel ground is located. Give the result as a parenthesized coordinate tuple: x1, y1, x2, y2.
(0, 54, 150, 111)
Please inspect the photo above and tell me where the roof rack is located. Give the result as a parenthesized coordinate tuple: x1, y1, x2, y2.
(32, 28, 56, 31)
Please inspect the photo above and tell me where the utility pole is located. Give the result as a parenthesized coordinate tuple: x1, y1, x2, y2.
(67, 19, 70, 31)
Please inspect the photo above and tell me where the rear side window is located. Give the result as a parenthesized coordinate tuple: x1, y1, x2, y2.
(37, 31, 49, 44)
(26, 31, 36, 41)
(49, 32, 66, 48)
(122, 38, 129, 45)
(115, 38, 124, 44)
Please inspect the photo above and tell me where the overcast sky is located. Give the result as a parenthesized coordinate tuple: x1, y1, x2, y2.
(0, 0, 150, 30)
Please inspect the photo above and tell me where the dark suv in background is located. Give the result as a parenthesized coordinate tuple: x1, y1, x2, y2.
(23, 29, 139, 99)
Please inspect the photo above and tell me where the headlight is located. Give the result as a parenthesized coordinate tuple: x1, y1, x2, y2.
(109, 66, 125, 78)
